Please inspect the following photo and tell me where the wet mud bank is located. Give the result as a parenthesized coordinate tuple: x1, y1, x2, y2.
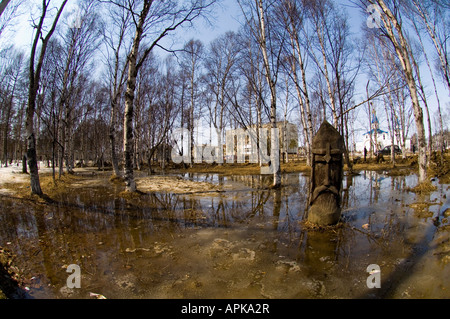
(0, 168, 449, 298)
(0, 247, 31, 299)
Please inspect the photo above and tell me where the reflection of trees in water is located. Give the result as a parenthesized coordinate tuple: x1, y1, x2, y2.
(295, 172, 426, 279)
(0, 174, 309, 293)
(348, 171, 411, 207)
(0, 195, 109, 294)
(226, 174, 271, 188)
(2, 172, 443, 297)
(324, 171, 444, 292)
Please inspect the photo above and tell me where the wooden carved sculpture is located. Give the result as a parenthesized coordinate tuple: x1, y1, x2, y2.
(308, 121, 345, 226)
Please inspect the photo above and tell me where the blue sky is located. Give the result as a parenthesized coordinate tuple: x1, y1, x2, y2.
(6, 1, 243, 62)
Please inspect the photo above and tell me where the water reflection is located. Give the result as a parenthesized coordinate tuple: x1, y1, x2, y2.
(0, 171, 449, 298)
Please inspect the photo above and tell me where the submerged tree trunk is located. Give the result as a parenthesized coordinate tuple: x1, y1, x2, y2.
(123, 66, 137, 192)
(256, 72, 263, 166)
(109, 101, 121, 177)
(257, 0, 280, 187)
(342, 114, 353, 173)
(410, 50, 433, 157)
(64, 106, 73, 174)
(122, 1, 152, 192)
(26, 67, 43, 195)
(25, 125, 42, 195)
(22, 154, 27, 174)
(189, 75, 195, 169)
(3, 101, 11, 167)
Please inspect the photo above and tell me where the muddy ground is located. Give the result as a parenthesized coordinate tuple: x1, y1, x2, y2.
(0, 154, 449, 299)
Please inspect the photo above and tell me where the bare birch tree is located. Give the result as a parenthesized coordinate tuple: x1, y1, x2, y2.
(308, 0, 361, 172)
(408, 2, 447, 154)
(56, 0, 100, 174)
(410, 0, 450, 94)
(204, 31, 240, 166)
(238, 0, 285, 187)
(0, 48, 24, 167)
(101, 1, 132, 177)
(180, 38, 204, 168)
(276, 0, 314, 166)
(308, 0, 338, 128)
(26, 0, 68, 195)
(104, 0, 216, 192)
(230, 27, 267, 165)
(364, 0, 428, 183)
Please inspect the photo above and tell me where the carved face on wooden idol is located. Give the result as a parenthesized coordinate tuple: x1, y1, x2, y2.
(308, 121, 344, 226)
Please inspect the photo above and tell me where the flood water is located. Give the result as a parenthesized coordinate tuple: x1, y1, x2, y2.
(0, 171, 449, 299)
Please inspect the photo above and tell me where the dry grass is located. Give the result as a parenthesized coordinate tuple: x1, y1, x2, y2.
(350, 156, 417, 173)
(136, 175, 222, 194)
(175, 163, 265, 175)
(407, 181, 438, 194)
(300, 219, 344, 231)
(1, 173, 85, 202)
(173, 161, 312, 176)
(282, 161, 311, 173)
(109, 174, 125, 184)
(35, 173, 93, 200)
(428, 152, 450, 184)
(176, 156, 424, 177)
(118, 190, 143, 200)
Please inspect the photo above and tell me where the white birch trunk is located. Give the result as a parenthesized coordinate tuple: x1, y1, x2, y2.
(257, 0, 281, 187)
(377, 0, 428, 183)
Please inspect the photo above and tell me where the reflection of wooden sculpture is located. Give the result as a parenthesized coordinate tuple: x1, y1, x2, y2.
(308, 121, 345, 226)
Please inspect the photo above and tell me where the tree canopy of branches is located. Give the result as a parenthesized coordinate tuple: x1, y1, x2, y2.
(1, 0, 449, 192)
